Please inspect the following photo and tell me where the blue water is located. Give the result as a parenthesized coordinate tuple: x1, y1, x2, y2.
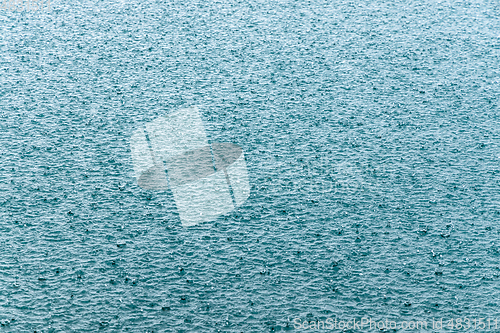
(1, 0, 500, 331)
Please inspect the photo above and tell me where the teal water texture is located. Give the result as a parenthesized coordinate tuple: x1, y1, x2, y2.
(1, 0, 500, 331)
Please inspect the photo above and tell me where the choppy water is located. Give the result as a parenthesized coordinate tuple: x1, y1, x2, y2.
(1, 0, 500, 331)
